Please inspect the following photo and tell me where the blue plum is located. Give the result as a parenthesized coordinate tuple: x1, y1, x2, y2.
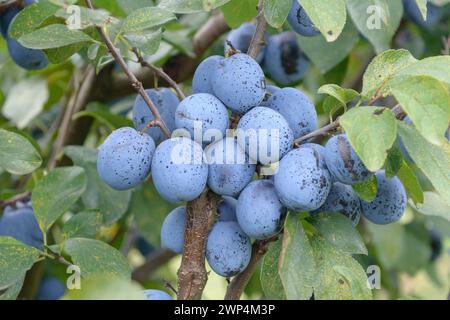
(161, 206, 186, 254)
(132, 88, 179, 145)
(192, 55, 224, 95)
(236, 180, 286, 240)
(0, 202, 43, 249)
(0, 6, 20, 38)
(151, 137, 208, 203)
(205, 137, 256, 197)
(175, 93, 229, 145)
(274, 147, 332, 211)
(403, 0, 443, 29)
(218, 196, 238, 222)
(224, 23, 266, 63)
(287, 1, 320, 37)
(266, 87, 317, 139)
(312, 182, 362, 226)
(7, 38, 48, 70)
(299, 143, 326, 165)
(97, 127, 155, 190)
(206, 221, 251, 277)
(37, 277, 65, 300)
(143, 289, 173, 300)
(324, 134, 373, 185)
(261, 85, 280, 106)
(361, 171, 407, 225)
(237, 107, 294, 165)
(212, 53, 266, 113)
(264, 32, 309, 86)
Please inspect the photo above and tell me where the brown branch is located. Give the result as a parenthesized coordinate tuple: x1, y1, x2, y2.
(132, 249, 177, 283)
(442, 36, 450, 55)
(85, 0, 171, 138)
(247, 0, 268, 59)
(294, 119, 341, 146)
(131, 47, 186, 100)
(177, 189, 221, 300)
(0, 191, 31, 208)
(225, 236, 278, 300)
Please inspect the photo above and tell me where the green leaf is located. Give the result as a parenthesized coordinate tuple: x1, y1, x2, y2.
(221, 0, 258, 28)
(333, 265, 372, 300)
(347, 0, 403, 53)
(366, 221, 404, 270)
(260, 239, 286, 300)
(44, 43, 84, 64)
(297, 20, 359, 73)
(62, 210, 102, 239)
(384, 143, 403, 178)
(55, 6, 113, 29)
(309, 213, 367, 255)
(361, 49, 418, 99)
(414, 0, 428, 20)
(32, 167, 87, 233)
(412, 191, 450, 221)
(318, 84, 359, 108)
(159, 0, 231, 14)
(396, 56, 450, 87)
(63, 275, 144, 300)
(263, 0, 291, 28)
(0, 237, 41, 288)
(278, 214, 315, 300)
(340, 107, 398, 172)
(63, 238, 131, 279)
(352, 175, 378, 202)
(125, 29, 163, 56)
(298, 0, 347, 42)
(2, 76, 49, 129)
(0, 129, 42, 175)
(19, 24, 94, 49)
(73, 102, 134, 131)
(117, 0, 152, 14)
(121, 7, 176, 33)
(0, 275, 25, 300)
(64, 146, 132, 225)
(397, 161, 424, 205)
(397, 123, 450, 206)
(390, 76, 450, 146)
(8, 0, 60, 39)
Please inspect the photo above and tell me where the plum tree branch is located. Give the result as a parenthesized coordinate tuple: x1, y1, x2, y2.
(85, 0, 171, 138)
(225, 236, 278, 300)
(132, 249, 176, 283)
(131, 47, 186, 100)
(0, 191, 31, 208)
(247, 0, 267, 59)
(177, 189, 221, 300)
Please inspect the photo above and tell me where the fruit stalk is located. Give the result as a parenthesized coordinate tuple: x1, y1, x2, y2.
(247, 0, 268, 60)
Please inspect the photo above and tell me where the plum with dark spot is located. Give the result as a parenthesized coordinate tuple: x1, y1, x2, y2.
(192, 55, 224, 95)
(0, 201, 43, 249)
(143, 289, 173, 300)
(206, 221, 252, 277)
(299, 143, 327, 167)
(218, 196, 238, 222)
(361, 171, 407, 225)
(205, 137, 256, 197)
(266, 87, 317, 139)
(312, 182, 362, 226)
(151, 137, 208, 203)
(237, 107, 294, 165)
(7, 38, 48, 70)
(224, 23, 266, 63)
(132, 88, 179, 145)
(264, 32, 309, 86)
(403, 0, 443, 29)
(287, 1, 320, 37)
(212, 53, 266, 113)
(161, 206, 186, 254)
(175, 93, 229, 145)
(274, 147, 332, 211)
(236, 180, 286, 240)
(97, 127, 155, 190)
(324, 134, 373, 185)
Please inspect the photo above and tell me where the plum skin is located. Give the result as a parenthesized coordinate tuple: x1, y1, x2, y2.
(274, 147, 332, 211)
(192, 55, 224, 95)
(161, 206, 186, 254)
(206, 221, 252, 277)
(361, 171, 407, 225)
(143, 290, 173, 300)
(97, 127, 155, 191)
(151, 137, 208, 203)
(287, 1, 320, 37)
(236, 180, 287, 240)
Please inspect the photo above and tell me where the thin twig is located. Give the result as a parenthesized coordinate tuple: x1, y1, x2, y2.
(294, 119, 341, 146)
(85, 0, 171, 138)
(132, 249, 176, 283)
(131, 47, 186, 100)
(0, 191, 31, 208)
(225, 236, 278, 300)
(247, 0, 268, 59)
(442, 36, 450, 55)
(119, 225, 139, 255)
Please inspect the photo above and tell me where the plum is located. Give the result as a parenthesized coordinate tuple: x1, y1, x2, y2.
(161, 206, 186, 254)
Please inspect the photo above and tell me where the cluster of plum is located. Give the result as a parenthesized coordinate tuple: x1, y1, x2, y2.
(0, 0, 48, 70)
(97, 41, 408, 283)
